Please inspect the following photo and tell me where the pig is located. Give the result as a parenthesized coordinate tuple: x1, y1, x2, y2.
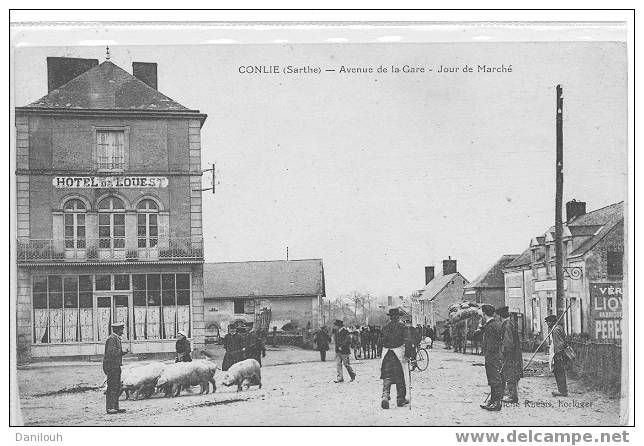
(156, 360, 218, 398)
(221, 359, 262, 392)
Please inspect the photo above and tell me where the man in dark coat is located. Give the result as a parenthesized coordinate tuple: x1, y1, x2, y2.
(497, 306, 523, 403)
(222, 325, 245, 371)
(479, 304, 504, 411)
(314, 326, 332, 361)
(333, 320, 356, 383)
(442, 325, 452, 349)
(245, 329, 267, 366)
(103, 321, 128, 414)
(375, 326, 384, 358)
(546, 314, 568, 397)
(426, 326, 435, 349)
(380, 308, 410, 409)
(361, 326, 371, 359)
(175, 330, 192, 362)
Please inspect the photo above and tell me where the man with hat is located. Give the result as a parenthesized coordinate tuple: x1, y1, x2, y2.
(222, 323, 245, 371)
(497, 306, 523, 403)
(175, 330, 192, 362)
(379, 308, 410, 409)
(479, 304, 504, 411)
(333, 319, 356, 383)
(103, 321, 129, 414)
(545, 314, 568, 397)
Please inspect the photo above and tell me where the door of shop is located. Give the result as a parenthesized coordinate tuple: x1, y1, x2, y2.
(96, 294, 132, 350)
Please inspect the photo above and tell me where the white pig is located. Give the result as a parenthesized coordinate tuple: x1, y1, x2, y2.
(221, 359, 262, 392)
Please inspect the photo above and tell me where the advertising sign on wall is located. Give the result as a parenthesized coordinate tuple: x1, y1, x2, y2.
(589, 282, 622, 340)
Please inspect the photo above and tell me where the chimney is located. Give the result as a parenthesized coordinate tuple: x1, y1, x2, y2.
(47, 57, 98, 92)
(132, 62, 158, 90)
(425, 266, 435, 285)
(442, 256, 457, 275)
(566, 199, 587, 223)
(387, 296, 393, 307)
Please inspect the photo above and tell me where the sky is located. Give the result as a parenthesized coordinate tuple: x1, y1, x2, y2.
(13, 40, 628, 299)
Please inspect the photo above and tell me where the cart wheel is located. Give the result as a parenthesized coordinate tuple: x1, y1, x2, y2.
(414, 348, 429, 371)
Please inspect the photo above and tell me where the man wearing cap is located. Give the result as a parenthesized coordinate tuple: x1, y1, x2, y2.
(175, 330, 192, 362)
(479, 304, 504, 411)
(497, 306, 523, 403)
(222, 324, 245, 371)
(333, 319, 356, 383)
(103, 321, 129, 414)
(546, 314, 568, 397)
(379, 308, 410, 409)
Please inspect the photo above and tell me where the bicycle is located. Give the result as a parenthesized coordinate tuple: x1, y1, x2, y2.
(409, 339, 431, 372)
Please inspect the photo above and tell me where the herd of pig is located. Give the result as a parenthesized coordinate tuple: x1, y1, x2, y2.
(103, 358, 262, 400)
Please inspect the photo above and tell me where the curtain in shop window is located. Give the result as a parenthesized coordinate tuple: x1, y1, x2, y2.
(97, 307, 112, 341)
(79, 308, 93, 342)
(147, 307, 160, 339)
(115, 306, 129, 340)
(162, 306, 176, 339)
(49, 309, 63, 343)
(134, 307, 147, 340)
(176, 305, 190, 336)
(34, 309, 49, 344)
(63, 308, 79, 342)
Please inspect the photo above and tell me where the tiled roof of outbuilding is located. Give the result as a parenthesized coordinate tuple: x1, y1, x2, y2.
(418, 272, 468, 302)
(203, 259, 325, 299)
(21, 61, 197, 112)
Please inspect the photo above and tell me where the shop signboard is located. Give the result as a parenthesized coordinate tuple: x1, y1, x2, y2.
(589, 282, 622, 340)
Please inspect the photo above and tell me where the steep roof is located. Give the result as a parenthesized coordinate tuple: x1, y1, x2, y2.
(504, 247, 532, 269)
(418, 272, 468, 302)
(569, 203, 624, 257)
(465, 254, 519, 289)
(20, 61, 198, 112)
(203, 259, 325, 299)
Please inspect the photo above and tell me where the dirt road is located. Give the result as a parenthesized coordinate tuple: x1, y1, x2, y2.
(15, 344, 623, 426)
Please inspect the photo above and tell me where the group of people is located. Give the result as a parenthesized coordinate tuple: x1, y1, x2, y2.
(477, 305, 569, 411)
(221, 323, 267, 371)
(441, 319, 481, 354)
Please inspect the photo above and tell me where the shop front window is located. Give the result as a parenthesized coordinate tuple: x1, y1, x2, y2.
(32, 274, 93, 343)
(132, 273, 191, 340)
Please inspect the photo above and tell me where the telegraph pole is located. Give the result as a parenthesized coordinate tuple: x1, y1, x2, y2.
(555, 85, 565, 318)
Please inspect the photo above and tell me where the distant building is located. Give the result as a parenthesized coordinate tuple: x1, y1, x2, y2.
(202, 259, 325, 338)
(416, 258, 469, 329)
(503, 200, 624, 341)
(15, 56, 207, 361)
(463, 254, 519, 308)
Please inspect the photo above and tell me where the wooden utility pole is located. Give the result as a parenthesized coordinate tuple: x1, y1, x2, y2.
(555, 85, 565, 317)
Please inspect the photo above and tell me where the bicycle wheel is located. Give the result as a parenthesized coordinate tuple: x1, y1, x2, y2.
(414, 348, 430, 371)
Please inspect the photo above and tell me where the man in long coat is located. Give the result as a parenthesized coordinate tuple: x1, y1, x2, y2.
(222, 325, 245, 371)
(333, 320, 356, 383)
(479, 304, 504, 411)
(103, 321, 128, 414)
(546, 314, 568, 397)
(313, 326, 332, 361)
(497, 306, 523, 403)
(380, 308, 410, 409)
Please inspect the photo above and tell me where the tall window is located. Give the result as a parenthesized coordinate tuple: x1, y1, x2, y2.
(97, 130, 125, 171)
(607, 251, 623, 277)
(137, 199, 159, 248)
(98, 197, 125, 249)
(63, 199, 86, 249)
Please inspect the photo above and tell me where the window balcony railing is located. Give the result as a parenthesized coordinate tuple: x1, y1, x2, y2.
(16, 236, 204, 263)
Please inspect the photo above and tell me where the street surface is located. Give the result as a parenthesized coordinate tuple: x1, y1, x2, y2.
(15, 342, 622, 426)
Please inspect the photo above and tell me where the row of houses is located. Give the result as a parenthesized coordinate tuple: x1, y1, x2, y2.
(409, 200, 624, 342)
(14, 55, 326, 362)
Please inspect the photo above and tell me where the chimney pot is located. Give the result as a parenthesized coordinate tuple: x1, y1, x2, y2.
(132, 62, 158, 90)
(424, 266, 435, 285)
(442, 258, 457, 275)
(46, 57, 98, 92)
(566, 199, 587, 223)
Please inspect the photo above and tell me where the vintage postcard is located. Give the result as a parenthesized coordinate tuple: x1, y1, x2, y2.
(9, 17, 632, 434)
